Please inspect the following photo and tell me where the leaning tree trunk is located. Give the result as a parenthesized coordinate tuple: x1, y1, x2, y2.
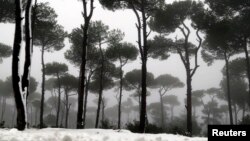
(224, 52, 233, 125)
(56, 73, 62, 127)
(39, 46, 45, 128)
(77, 0, 94, 129)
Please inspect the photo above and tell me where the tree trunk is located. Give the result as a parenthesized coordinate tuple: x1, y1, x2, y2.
(39, 46, 45, 128)
(95, 60, 104, 128)
(186, 73, 192, 136)
(56, 73, 62, 127)
(35, 108, 37, 126)
(224, 53, 234, 125)
(159, 94, 165, 128)
(30, 106, 33, 126)
(22, 0, 33, 98)
(101, 99, 105, 122)
(171, 106, 174, 121)
(183, 34, 192, 136)
(77, 0, 94, 129)
(118, 65, 123, 129)
(60, 103, 65, 128)
(83, 72, 92, 128)
(139, 0, 148, 132)
(243, 37, 250, 104)
(12, 0, 26, 131)
(140, 59, 147, 133)
(242, 104, 245, 121)
(65, 89, 69, 128)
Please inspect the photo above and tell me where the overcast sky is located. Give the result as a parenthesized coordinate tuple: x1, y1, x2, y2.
(0, 0, 226, 110)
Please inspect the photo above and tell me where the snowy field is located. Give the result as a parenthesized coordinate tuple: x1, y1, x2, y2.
(0, 128, 207, 141)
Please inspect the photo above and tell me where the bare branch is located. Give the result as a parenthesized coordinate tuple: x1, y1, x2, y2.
(191, 29, 202, 77)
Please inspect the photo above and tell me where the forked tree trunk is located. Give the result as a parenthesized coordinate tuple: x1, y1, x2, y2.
(77, 0, 94, 129)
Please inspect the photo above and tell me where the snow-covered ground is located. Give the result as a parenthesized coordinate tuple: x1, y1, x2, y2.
(0, 128, 207, 141)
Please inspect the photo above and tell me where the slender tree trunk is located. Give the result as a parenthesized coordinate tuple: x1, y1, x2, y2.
(95, 60, 104, 128)
(186, 72, 192, 135)
(224, 52, 233, 125)
(60, 103, 65, 128)
(39, 46, 45, 128)
(30, 106, 33, 126)
(118, 64, 123, 129)
(243, 37, 250, 104)
(183, 34, 192, 136)
(65, 89, 69, 128)
(56, 73, 62, 127)
(139, 0, 148, 132)
(242, 104, 245, 122)
(101, 99, 105, 122)
(35, 109, 37, 126)
(159, 94, 165, 128)
(83, 72, 92, 128)
(77, 0, 94, 129)
(12, 0, 26, 131)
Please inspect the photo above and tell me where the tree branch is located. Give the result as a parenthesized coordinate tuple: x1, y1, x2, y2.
(191, 29, 202, 77)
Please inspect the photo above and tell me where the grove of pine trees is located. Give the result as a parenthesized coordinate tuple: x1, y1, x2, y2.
(0, 0, 250, 137)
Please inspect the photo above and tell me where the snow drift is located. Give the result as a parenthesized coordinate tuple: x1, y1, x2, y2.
(0, 128, 207, 141)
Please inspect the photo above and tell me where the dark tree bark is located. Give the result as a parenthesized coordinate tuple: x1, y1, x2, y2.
(12, 0, 33, 131)
(56, 73, 62, 127)
(177, 27, 202, 136)
(224, 52, 233, 125)
(12, 0, 25, 130)
(39, 46, 45, 128)
(130, 0, 149, 133)
(77, 0, 94, 129)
